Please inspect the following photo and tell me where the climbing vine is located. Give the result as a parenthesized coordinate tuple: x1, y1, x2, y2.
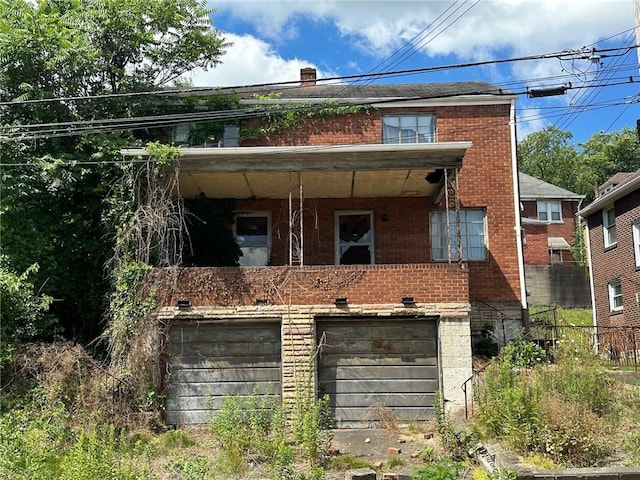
(104, 142, 184, 384)
(241, 92, 373, 139)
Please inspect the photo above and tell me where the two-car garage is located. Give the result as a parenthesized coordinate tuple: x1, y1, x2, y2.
(165, 317, 439, 427)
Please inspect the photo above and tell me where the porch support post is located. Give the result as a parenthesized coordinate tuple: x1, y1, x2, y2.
(443, 168, 462, 263)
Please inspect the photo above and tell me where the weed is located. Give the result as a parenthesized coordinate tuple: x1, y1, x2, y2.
(434, 391, 474, 460)
(622, 431, 640, 466)
(471, 466, 489, 480)
(291, 390, 333, 465)
(385, 456, 406, 468)
(413, 458, 465, 480)
(166, 456, 215, 480)
(418, 446, 436, 463)
(159, 429, 196, 449)
(364, 404, 400, 432)
(327, 455, 372, 471)
(523, 453, 558, 469)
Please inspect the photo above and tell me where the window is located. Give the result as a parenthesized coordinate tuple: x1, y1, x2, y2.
(431, 209, 487, 261)
(603, 206, 617, 247)
(608, 279, 623, 311)
(634, 223, 640, 268)
(335, 211, 374, 265)
(234, 213, 271, 266)
(537, 201, 561, 222)
(382, 114, 435, 144)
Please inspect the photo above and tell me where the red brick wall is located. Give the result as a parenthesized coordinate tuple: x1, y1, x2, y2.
(587, 189, 640, 328)
(151, 264, 469, 307)
(523, 224, 549, 265)
(521, 199, 580, 265)
(239, 104, 521, 304)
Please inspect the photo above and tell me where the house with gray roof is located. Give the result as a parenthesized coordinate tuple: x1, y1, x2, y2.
(124, 68, 526, 427)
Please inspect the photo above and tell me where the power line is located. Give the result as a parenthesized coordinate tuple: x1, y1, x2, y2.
(1, 44, 636, 107)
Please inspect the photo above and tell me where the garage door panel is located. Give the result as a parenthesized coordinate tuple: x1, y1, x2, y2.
(166, 394, 280, 411)
(316, 318, 438, 427)
(317, 355, 437, 367)
(166, 321, 281, 426)
(168, 324, 281, 344)
(320, 322, 437, 339)
(319, 378, 439, 394)
(169, 356, 280, 369)
(318, 339, 437, 356)
(169, 341, 279, 357)
(170, 367, 281, 383)
(334, 406, 434, 423)
(319, 365, 438, 381)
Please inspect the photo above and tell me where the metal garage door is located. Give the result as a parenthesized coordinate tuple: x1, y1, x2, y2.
(316, 318, 438, 428)
(165, 321, 281, 425)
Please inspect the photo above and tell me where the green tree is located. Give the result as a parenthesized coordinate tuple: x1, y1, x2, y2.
(518, 126, 580, 193)
(576, 127, 640, 203)
(0, 0, 227, 343)
(0, 256, 54, 366)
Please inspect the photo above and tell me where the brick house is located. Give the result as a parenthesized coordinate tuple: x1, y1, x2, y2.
(519, 172, 584, 266)
(578, 170, 640, 331)
(123, 69, 526, 426)
(519, 172, 591, 307)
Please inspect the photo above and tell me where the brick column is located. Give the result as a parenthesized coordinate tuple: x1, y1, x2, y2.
(281, 313, 316, 408)
(438, 314, 473, 412)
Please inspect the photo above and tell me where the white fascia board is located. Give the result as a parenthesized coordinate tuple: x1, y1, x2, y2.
(240, 95, 518, 108)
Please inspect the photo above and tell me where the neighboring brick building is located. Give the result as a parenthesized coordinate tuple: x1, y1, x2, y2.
(519, 173, 591, 307)
(579, 170, 640, 330)
(124, 69, 526, 426)
(519, 172, 584, 265)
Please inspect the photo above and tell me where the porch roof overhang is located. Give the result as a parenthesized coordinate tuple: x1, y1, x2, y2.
(121, 142, 471, 199)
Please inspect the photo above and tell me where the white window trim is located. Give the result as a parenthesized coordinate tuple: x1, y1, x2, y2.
(634, 223, 640, 268)
(234, 211, 272, 266)
(334, 210, 375, 265)
(382, 114, 436, 144)
(537, 200, 562, 223)
(430, 209, 488, 261)
(603, 206, 617, 248)
(608, 279, 623, 312)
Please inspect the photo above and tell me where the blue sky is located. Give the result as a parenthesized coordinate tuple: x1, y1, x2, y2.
(188, 0, 639, 144)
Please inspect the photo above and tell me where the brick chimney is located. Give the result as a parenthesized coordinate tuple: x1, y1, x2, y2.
(300, 67, 316, 87)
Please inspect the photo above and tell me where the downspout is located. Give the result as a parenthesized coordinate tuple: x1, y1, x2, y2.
(582, 218, 599, 351)
(509, 98, 529, 332)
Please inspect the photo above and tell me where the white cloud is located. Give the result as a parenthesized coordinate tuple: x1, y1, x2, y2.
(186, 33, 334, 87)
(213, 0, 633, 60)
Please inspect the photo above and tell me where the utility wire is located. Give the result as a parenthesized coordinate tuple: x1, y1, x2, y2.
(0, 44, 636, 107)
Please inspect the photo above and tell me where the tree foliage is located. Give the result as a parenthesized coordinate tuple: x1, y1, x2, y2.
(0, 0, 227, 343)
(518, 126, 640, 203)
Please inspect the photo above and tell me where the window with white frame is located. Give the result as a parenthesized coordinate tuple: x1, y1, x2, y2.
(634, 223, 640, 268)
(234, 212, 271, 266)
(335, 211, 374, 265)
(537, 201, 561, 222)
(608, 279, 623, 311)
(430, 209, 487, 261)
(603, 206, 617, 247)
(382, 114, 435, 144)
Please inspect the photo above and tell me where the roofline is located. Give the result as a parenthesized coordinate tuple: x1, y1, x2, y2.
(520, 194, 585, 201)
(577, 174, 640, 216)
(121, 142, 473, 173)
(241, 94, 518, 108)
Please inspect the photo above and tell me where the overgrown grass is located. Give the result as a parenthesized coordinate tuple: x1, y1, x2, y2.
(474, 335, 639, 467)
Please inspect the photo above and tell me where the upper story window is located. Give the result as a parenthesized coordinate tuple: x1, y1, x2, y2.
(608, 279, 623, 312)
(537, 201, 561, 222)
(382, 114, 435, 144)
(633, 222, 640, 268)
(603, 206, 617, 248)
(431, 209, 487, 261)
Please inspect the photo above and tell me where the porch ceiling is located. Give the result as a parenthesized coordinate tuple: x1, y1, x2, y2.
(122, 142, 471, 199)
